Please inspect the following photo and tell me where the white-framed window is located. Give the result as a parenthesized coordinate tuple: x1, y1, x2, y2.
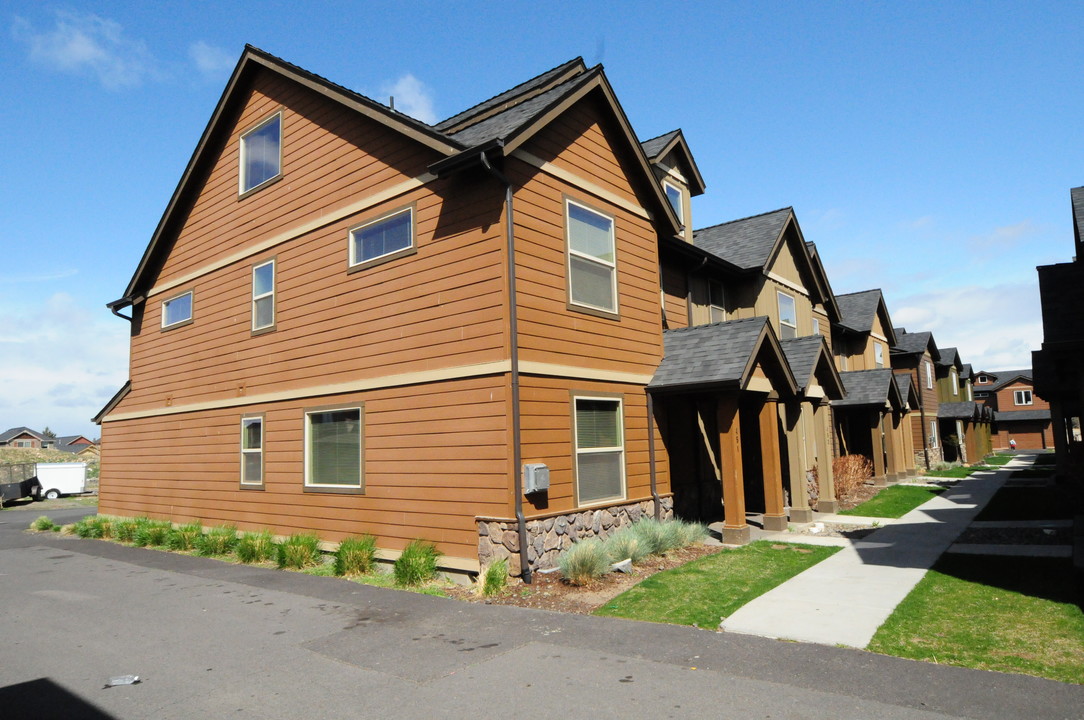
(925, 360, 934, 389)
(240, 112, 282, 194)
(240, 417, 263, 486)
(162, 290, 193, 329)
(305, 407, 363, 489)
(951, 368, 959, 396)
(662, 180, 683, 224)
(812, 317, 821, 336)
(252, 259, 275, 332)
(566, 199, 617, 314)
(1014, 389, 1033, 406)
(874, 343, 884, 368)
(777, 292, 796, 339)
(929, 420, 939, 448)
(349, 207, 414, 267)
(573, 396, 625, 505)
(709, 280, 725, 323)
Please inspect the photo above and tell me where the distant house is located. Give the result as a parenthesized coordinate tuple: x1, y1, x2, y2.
(0, 427, 54, 450)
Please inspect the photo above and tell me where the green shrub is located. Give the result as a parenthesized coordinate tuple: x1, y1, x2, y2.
(112, 518, 139, 542)
(133, 519, 171, 547)
(167, 520, 203, 551)
(393, 539, 441, 586)
(481, 558, 509, 596)
(195, 524, 237, 556)
(73, 515, 111, 539)
(236, 530, 277, 564)
(559, 538, 610, 585)
(30, 515, 58, 532)
(277, 533, 321, 569)
(334, 535, 377, 576)
(603, 527, 648, 564)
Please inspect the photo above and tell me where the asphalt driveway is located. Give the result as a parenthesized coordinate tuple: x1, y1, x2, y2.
(1, 509, 1080, 720)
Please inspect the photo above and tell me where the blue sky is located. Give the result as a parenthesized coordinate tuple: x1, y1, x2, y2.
(3, 2, 1082, 438)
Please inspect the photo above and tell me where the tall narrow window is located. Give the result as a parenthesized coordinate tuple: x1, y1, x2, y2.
(874, 343, 884, 368)
(240, 112, 282, 194)
(1014, 389, 1033, 406)
(663, 180, 683, 224)
(567, 200, 617, 314)
(709, 280, 725, 323)
(925, 360, 934, 389)
(574, 397, 625, 505)
(162, 290, 193, 329)
(240, 417, 263, 486)
(349, 207, 414, 267)
(777, 292, 796, 339)
(252, 259, 275, 332)
(305, 407, 363, 489)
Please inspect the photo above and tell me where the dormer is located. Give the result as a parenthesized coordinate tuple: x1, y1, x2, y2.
(640, 130, 706, 242)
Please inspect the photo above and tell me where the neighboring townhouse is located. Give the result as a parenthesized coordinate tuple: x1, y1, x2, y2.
(830, 289, 916, 482)
(0, 427, 54, 449)
(985, 370, 1052, 450)
(96, 50, 692, 578)
(890, 329, 942, 468)
(1032, 184, 1084, 581)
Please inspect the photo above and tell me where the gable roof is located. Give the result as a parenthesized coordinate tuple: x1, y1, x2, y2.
(780, 335, 845, 399)
(639, 129, 706, 196)
(832, 369, 903, 409)
(693, 207, 793, 271)
(649, 317, 797, 395)
(0, 427, 46, 443)
(988, 369, 1034, 391)
(110, 48, 681, 308)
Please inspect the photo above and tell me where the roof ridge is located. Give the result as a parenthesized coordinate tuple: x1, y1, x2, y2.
(693, 206, 793, 235)
(435, 57, 586, 131)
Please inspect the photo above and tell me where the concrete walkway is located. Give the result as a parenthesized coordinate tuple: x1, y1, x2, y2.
(720, 458, 1031, 648)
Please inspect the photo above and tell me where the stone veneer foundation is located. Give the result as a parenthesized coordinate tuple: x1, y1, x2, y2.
(477, 496, 674, 576)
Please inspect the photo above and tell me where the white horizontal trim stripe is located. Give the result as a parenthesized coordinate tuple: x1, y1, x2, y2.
(518, 360, 653, 385)
(767, 272, 809, 297)
(148, 173, 437, 298)
(512, 149, 652, 220)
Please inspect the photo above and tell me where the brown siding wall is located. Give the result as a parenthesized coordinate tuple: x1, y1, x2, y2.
(100, 375, 510, 562)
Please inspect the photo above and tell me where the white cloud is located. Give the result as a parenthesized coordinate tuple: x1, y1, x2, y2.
(382, 73, 438, 124)
(12, 10, 156, 89)
(189, 41, 234, 79)
(0, 293, 129, 438)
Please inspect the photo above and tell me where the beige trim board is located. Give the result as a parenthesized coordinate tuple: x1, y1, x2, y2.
(148, 173, 437, 298)
(518, 360, 653, 385)
(512, 149, 651, 220)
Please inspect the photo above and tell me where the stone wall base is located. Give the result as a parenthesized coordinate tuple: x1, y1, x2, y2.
(478, 497, 674, 576)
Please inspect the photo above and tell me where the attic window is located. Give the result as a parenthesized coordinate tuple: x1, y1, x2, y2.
(663, 180, 683, 224)
(240, 112, 282, 195)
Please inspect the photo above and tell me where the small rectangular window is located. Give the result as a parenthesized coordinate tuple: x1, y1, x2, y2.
(305, 407, 363, 489)
(663, 180, 683, 224)
(874, 343, 884, 368)
(1014, 389, 1033, 405)
(709, 280, 725, 323)
(777, 292, 796, 339)
(349, 207, 414, 267)
(240, 113, 281, 194)
(252, 260, 275, 332)
(241, 417, 263, 486)
(567, 200, 617, 314)
(574, 396, 625, 505)
(162, 291, 193, 329)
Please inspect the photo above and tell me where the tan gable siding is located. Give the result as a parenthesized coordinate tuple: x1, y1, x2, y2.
(99, 375, 510, 563)
(155, 70, 440, 285)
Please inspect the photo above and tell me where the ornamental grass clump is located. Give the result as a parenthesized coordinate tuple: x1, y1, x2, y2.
(602, 527, 648, 564)
(277, 533, 321, 569)
(334, 535, 377, 576)
(480, 558, 509, 596)
(558, 538, 610, 585)
(167, 520, 203, 551)
(393, 539, 441, 586)
(30, 515, 58, 532)
(195, 524, 237, 556)
(236, 530, 277, 564)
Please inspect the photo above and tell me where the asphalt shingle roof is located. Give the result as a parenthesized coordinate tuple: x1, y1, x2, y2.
(640, 130, 681, 160)
(649, 317, 769, 392)
(692, 208, 792, 270)
(435, 57, 585, 132)
(780, 336, 824, 392)
(832, 369, 897, 407)
(994, 408, 1051, 422)
(835, 289, 882, 334)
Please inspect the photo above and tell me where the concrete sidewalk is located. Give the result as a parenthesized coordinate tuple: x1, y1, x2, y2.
(720, 458, 1029, 648)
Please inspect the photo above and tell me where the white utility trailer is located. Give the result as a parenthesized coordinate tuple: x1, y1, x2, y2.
(36, 462, 87, 499)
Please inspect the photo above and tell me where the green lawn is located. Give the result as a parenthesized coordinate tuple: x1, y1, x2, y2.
(870, 555, 1084, 684)
(839, 485, 944, 518)
(594, 542, 839, 627)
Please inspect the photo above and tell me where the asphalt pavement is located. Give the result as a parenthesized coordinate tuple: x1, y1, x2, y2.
(1, 504, 1081, 719)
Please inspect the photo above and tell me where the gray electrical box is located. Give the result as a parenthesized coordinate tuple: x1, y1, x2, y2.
(523, 463, 550, 494)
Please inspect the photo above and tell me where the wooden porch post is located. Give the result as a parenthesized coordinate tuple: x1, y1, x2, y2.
(870, 409, 888, 487)
(760, 397, 788, 531)
(717, 393, 749, 544)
